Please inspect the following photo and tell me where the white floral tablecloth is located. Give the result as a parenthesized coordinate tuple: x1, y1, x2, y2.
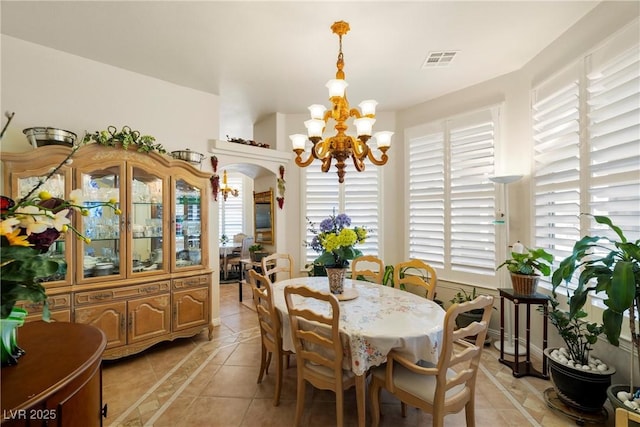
(273, 277, 445, 376)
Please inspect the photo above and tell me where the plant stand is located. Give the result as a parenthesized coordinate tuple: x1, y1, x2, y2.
(498, 288, 549, 379)
(544, 388, 608, 425)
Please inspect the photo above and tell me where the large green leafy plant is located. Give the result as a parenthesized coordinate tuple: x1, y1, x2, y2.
(497, 246, 553, 276)
(552, 214, 640, 367)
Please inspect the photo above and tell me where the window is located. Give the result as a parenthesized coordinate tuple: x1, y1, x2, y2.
(533, 41, 640, 293)
(302, 164, 381, 265)
(407, 108, 498, 286)
(218, 173, 244, 240)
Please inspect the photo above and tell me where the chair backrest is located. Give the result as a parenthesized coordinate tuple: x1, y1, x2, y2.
(616, 407, 640, 426)
(240, 236, 254, 259)
(393, 259, 437, 299)
(284, 285, 344, 382)
(262, 253, 294, 282)
(351, 255, 384, 284)
(233, 233, 247, 244)
(433, 295, 493, 412)
(249, 269, 281, 349)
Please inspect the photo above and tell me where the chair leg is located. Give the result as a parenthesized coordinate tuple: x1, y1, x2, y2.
(401, 402, 407, 417)
(465, 400, 476, 427)
(257, 343, 268, 383)
(273, 352, 284, 406)
(265, 350, 273, 375)
(369, 378, 382, 427)
(335, 388, 344, 427)
(294, 374, 306, 427)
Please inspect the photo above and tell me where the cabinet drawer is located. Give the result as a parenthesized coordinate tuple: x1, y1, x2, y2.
(75, 281, 171, 306)
(16, 293, 71, 315)
(173, 274, 211, 290)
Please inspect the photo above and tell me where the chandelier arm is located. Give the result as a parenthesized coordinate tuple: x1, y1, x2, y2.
(352, 137, 369, 159)
(321, 156, 332, 173)
(315, 138, 333, 159)
(349, 108, 363, 119)
(352, 153, 366, 172)
(366, 148, 389, 166)
(294, 150, 317, 168)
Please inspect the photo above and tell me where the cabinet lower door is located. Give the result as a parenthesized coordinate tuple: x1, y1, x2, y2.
(128, 294, 171, 344)
(173, 287, 209, 331)
(75, 301, 127, 349)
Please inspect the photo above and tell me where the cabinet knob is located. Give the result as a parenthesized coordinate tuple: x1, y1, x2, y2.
(102, 403, 108, 418)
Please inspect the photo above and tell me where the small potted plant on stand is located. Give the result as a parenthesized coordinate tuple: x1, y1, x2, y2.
(552, 214, 640, 416)
(497, 244, 553, 295)
(248, 244, 265, 262)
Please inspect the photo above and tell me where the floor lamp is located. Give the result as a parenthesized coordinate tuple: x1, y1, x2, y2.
(490, 175, 526, 356)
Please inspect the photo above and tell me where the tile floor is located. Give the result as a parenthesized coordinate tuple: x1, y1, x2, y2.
(102, 282, 616, 426)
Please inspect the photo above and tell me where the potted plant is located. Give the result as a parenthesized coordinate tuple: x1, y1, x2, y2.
(248, 244, 264, 262)
(552, 214, 640, 414)
(305, 212, 366, 294)
(497, 245, 553, 295)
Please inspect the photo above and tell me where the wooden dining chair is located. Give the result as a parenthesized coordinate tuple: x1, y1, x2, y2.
(351, 255, 384, 284)
(369, 294, 494, 427)
(284, 285, 356, 427)
(261, 253, 294, 283)
(616, 407, 640, 426)
(226, 236, 254, 277)
(393, 259, 437, 300)
(248, 269, 292, 406)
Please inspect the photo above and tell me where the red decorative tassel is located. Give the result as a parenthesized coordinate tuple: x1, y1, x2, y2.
(210, 174, 219, 201)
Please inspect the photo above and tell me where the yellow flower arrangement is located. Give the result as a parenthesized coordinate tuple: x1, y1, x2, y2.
(308, 212, 366, 268)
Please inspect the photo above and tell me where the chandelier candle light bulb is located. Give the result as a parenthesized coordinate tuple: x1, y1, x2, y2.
(290, 20, 393, 183)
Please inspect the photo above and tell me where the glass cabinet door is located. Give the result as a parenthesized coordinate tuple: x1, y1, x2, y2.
(130, 166, 167, 275)
(174, 178, 204, 269)
(15, 168, 72, 287)
(77, 164, 124, 282)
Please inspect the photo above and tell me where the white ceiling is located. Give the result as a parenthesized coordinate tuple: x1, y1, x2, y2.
(1, 1, 600, 138)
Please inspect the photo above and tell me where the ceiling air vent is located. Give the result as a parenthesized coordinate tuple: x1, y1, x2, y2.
(422, 51, 458, 68)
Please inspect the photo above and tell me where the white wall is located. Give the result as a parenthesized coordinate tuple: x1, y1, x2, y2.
(0, 35, 224, 323)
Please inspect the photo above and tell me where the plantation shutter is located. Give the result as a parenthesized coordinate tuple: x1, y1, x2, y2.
(407, 107, 498, 284)
(408, 131, 445, 268)
(449, 118, 496, 276)
(303, 163, 381, 264)
(532, 80, 581, 289)
(587, 45, 640, 243)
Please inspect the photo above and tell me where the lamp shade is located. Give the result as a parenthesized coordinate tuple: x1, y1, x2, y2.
(326, 79, 349, 97)
(290, 134, 307, 150)
(304, 119, 325, 138)
(373, 131, 393, 148)
(359, 100, 378, 116)
(308, 104, 327, 120)
(354, 117, 376, 137)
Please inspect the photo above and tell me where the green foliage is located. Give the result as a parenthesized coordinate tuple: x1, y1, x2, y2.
(497, 246, 553, 276)
(248, 244, 263, 252)
(551, 214, 640, 351)
(0, 242, 57, 319)
(83, 125, 167, 154)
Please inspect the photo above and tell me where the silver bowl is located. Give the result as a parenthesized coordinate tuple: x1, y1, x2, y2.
(23, 127, 77, 148)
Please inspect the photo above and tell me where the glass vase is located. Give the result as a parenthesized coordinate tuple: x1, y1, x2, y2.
(1, 307, 27, 367)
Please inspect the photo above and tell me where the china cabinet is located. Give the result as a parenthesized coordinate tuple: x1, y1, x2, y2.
(2, 144, 213, 359)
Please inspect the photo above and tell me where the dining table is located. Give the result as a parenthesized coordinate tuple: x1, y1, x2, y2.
(272, 276, 446, 427)
(219, 242, 241, 279)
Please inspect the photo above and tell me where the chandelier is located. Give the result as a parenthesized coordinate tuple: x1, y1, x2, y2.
(219, 170, 239, 201)
(289, 21, 393, 183)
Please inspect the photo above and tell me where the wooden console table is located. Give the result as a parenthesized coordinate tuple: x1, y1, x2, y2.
(1, 321, 107, 426)
(498, 288, 549, 379)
